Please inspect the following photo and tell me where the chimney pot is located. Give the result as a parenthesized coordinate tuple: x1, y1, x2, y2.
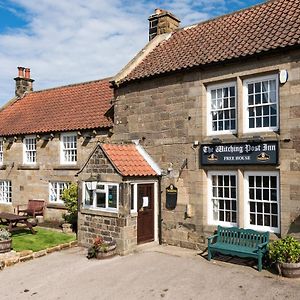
(17, 66, 25, 77)
(24, 68, 31, 79)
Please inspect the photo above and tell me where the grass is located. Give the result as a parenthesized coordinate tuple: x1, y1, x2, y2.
(11, 227, 76, 252)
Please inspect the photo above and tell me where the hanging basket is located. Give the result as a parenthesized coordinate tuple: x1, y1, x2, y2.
(0, 239, 12, 253)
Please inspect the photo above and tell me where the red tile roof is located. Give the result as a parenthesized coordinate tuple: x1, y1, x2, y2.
(0, 78, 113, 136)
(122, 0, 300, 83)
(102, 144, 157, 177)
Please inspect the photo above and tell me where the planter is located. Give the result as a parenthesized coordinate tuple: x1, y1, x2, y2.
(96, 243, 117, 260)
(0, 239, 12, 253)
(279, 262, 300, 278)
(62, 223, 72, 234)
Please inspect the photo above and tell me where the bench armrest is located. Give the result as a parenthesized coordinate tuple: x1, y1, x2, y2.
(257, 241, 268, 250)
(207, 233, 218, 245)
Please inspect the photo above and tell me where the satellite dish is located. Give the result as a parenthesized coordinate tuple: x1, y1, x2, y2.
(279, 70, 288, 84)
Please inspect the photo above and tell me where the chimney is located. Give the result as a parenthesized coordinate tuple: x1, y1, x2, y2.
(148, 9, 180, 41)
(14, 66, 34, 98)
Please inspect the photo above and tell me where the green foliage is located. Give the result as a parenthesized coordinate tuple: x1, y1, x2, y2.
(0, 228, 11, 241)
(62, 182, 78, 231)
(269, 236, 300, 264)
(12, 227, 75, 252)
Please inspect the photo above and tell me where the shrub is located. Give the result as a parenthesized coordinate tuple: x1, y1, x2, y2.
(62, 182, 78, 232)
(269, 236, 300, 264)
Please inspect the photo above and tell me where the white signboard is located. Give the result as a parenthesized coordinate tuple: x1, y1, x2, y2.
(143, 197, 149, 207)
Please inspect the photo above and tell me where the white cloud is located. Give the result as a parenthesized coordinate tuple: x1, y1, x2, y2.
(0, 0, 263, 106)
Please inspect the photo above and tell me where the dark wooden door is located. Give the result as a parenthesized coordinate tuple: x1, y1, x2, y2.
(137, 184, 154, 244)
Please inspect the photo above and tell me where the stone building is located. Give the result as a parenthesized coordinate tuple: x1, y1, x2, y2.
(103, 0, 300, 251)
(0, 67, 113, 221)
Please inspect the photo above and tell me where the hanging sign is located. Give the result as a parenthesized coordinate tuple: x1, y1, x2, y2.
(200, 141, 278, 165)
(166, 184, 178, 210)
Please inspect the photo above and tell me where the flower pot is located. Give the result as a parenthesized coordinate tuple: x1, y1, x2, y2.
(62, 223, 72, 233)
(0, 239, 12, 253)
(96, 243, 117, 260)
(279, 262, 300, 278)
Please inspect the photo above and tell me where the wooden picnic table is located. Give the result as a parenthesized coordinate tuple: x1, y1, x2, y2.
(0, 212, 36, 234)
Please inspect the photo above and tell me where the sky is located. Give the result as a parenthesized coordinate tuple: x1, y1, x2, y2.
(0, 0, 265, 106)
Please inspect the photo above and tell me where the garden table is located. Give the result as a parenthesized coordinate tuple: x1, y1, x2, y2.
(0, 212, 36, 234)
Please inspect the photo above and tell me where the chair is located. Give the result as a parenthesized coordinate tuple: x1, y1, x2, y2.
(17, 199, 45, 218)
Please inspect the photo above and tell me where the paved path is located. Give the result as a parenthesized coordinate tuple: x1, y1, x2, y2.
(0, 244, 299, 300)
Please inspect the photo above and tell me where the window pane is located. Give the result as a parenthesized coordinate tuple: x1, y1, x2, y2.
(248, 174, 279, 231)
(96, 192, 106, 208)
(108, 185, 117, 208)
(210, 85, 236, 132)
(246, 77, 278, 130)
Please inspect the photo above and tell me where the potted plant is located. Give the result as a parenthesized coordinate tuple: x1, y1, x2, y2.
(0, 228, 12, 253)
(87, 236, 117, 259)
(269, 236, 300, 278)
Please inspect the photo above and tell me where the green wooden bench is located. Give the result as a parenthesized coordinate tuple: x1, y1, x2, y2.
(207, 226, 269, 271)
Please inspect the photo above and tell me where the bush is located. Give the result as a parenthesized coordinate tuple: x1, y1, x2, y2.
(269, 236, 300, 264)
(62, 182, 78, 232)
(0, 228, 11, 241)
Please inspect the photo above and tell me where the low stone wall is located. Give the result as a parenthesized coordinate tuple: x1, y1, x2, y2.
(0, 240, 77, 271)
(78, 210, 137, 255)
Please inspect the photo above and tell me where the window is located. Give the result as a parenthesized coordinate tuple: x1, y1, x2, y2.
(0, 180, 12, 204)
(49, 182, 70, 204)
(0, 139, 3, 164)
(208, 171, 237, 226)
(244, 75, 278, 132)
(23, 136, 37, 164)
(83, 182, 118, 212)
(245, 172, 280, 233)
(61, 133, 77, 164)
(207, 83, 236, 134)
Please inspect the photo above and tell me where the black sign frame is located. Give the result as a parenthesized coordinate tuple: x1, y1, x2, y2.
(200, 141, 278, 166)
(166, 184, 178, 210)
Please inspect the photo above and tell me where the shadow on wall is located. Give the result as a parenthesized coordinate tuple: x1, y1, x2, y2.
(288, 215, 300, 234)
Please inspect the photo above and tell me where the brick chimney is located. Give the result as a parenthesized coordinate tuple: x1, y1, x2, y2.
(14, 66, 34, 98)
(148, 9, 180, 41)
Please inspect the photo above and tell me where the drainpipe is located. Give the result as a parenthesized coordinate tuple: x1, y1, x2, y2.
(158, 175, 162, 245)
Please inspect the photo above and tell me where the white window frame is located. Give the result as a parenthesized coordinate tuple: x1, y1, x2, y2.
(207, 171, 238, 227)
(83, 181, 119, 213)
(244, 171, 280, 233)
(60, 132, 77, 165)
(0, 138, 3, 165)
(243, 74, 279, 133)
(23, 135, 37, 165)
(0, 180, 12, 204)
(49, 181, 70, 204)
(207, 82, 237, 135)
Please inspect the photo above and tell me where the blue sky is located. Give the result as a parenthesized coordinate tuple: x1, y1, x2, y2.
(0, 0, 264, 106)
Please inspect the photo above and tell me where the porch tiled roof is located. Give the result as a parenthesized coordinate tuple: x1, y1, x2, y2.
(121, 0, 300, 83)
(0, 78, 113, 136)
(102, 144, 157, 177)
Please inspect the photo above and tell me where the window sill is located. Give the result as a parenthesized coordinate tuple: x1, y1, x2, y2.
(17, 164, 40, 170)
(80, 207, 119, 218)
(53, 165, 80, 170)
(0, 164, 7, 170)
(47, 203, 67, 210)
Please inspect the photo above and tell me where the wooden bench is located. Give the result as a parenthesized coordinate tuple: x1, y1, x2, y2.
(207, 226, 269, 271)
(16, 199, 45, 218)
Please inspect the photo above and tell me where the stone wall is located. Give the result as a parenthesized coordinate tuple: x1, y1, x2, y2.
(113, 48, 300, 247)
(0, 130, 109, 221)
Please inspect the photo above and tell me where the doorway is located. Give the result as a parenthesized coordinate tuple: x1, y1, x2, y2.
(137, 183, 154, 244)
